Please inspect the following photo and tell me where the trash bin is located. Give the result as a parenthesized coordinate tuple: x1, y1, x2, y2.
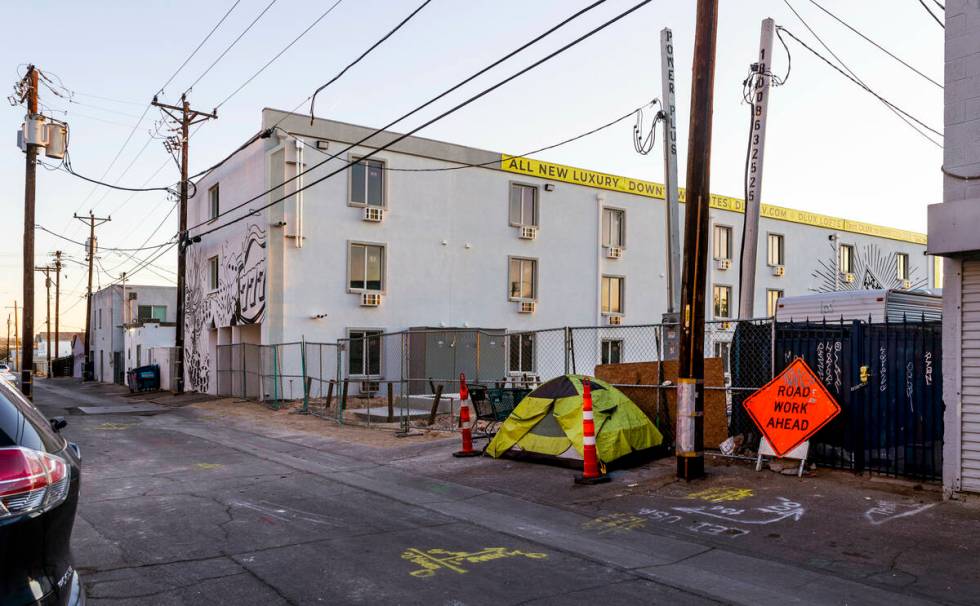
(128, 364, 161, 392)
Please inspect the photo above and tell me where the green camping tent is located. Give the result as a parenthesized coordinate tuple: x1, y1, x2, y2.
(486, 375, 662, 463)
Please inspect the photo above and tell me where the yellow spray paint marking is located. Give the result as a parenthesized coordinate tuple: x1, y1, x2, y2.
(194, 463, 223, 470)
(95, 422, 130, 431)
(402, 547, 546, 578)
(583, 513, 648, 535)
(686, 487, 755, 503)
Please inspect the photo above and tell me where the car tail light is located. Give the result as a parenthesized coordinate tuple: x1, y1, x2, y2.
(0, 447, 70, 520)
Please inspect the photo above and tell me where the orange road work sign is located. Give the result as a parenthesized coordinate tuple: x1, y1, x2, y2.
(743, 358, 842, 457)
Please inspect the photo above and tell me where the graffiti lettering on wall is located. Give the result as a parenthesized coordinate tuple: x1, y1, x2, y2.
(185, 223, 267, 392)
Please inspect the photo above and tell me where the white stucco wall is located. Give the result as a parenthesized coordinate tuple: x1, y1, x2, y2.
(124, 323, 176, 371)
(184, 111, 931, 395)
(89, 284, 176, 383)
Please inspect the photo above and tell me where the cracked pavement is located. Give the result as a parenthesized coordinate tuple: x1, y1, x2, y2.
(34, 378, 980, 605)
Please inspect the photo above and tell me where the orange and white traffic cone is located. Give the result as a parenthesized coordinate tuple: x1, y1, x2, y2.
(575, 377, 610, 485)
(453, 372, 480, 458)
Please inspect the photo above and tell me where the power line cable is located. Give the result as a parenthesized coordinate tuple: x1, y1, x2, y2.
(43, 157, 175, 193)
(189, 0, 613, 233)
(916, 0, 944, 27)
(183, 0, 279, 95)
(308, 0, 433, 122)
(216, 0, 345, 108)
(806, 0, 942, 89)
(35, 225, 176, 252)
(279, 99, 655, 171)
(193, 0, 653, 240)
(61, 2, 241, 235)
(158, 0, 243, 96)
(779, 4, 942, 146)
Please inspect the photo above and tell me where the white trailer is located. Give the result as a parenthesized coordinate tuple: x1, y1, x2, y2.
(775, 289, 942, 323)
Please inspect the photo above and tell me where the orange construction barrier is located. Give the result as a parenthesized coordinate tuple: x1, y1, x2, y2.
(574, 377, 610, 485)
(453, 372, 480, 458)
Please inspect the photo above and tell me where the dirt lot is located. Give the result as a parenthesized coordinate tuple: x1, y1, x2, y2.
(191, 397, 452, 448)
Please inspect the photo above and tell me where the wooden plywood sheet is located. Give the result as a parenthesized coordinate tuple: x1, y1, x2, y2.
(595, 358, 729, 448)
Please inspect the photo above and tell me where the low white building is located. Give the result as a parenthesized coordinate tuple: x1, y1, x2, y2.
(183, 109, 936, 396)
(71, 334, 85, 378)
(89, 284, 176, 383)
(124, 322, 176, 373)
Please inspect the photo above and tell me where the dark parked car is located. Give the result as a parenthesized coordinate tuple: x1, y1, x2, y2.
(0, 380, 84, 605)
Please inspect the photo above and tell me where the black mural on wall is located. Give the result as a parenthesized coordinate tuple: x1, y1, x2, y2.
(185, 223, 267, 392)
(810, 241, 927, 293)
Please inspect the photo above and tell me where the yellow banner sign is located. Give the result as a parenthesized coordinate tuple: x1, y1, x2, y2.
(500, 154, 926, 245)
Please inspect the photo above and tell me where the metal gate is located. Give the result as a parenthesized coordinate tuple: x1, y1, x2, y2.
(773, 319, 943, 480)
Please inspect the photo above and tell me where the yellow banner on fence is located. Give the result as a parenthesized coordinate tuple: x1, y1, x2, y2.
(499, 154, 926, 245)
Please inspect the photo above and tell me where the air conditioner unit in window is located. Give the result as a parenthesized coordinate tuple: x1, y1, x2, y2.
(606, 315, 623, 326)
(772, 265, 785, 277)
(606, 246, 623, 260)
(519, 225, 538, 240)
(517, 300, 536, 314)
(902, 279, 912, 289)
(360, 381, 380, 395)
(843, 273, 855, 283)
(363, 207, 384, 222)
(360, 292, 382, 307)
(716, 259, 731, 270)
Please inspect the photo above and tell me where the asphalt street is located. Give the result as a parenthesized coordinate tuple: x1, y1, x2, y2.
(32, 378, 979, 605)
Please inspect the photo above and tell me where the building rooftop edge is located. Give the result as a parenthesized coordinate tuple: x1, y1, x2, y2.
(260, 108, 927, 245)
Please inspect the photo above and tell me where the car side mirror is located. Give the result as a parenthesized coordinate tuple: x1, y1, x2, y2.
(49, 417, 67, 432)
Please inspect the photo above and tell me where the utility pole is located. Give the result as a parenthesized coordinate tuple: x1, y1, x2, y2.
(35, 265, 52, 374)
(660, 27, 682, 359)
(19, 65, 39, 397)
(75, 212, 110, 381)
(53, 251, 62, 359)
(737, 18, 775, 319)
(5, 313, 9, 366)
(152, 94, 217, 394)
(676, 0, 719, 481)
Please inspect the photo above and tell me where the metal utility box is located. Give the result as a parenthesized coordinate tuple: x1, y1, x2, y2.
(775, 289, 942, 323)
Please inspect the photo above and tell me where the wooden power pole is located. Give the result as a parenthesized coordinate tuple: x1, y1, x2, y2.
(676, 0, 719, 481)
(19, 65, 39, 397)
(35, 265, 52, 373)
(152, 94, 216, 394)
(53, 251, 62, 360)
(75, 212, 110, 380)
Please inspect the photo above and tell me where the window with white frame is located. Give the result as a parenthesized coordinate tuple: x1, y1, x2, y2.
(713, 225, 732, 260)
(509, 183, 538, 227)
(348, 329, 382, 377)
(208, 256, 219, 291)
(601, 208, 625, 248)
(508, 257, 537, 301)
(839, 244, 855, 274)
(208, 184, 219, 220)
(767, 233, 784, 266)
(713, 284, 731, 318)
(98, 309, 102, 329)
(897, 253, 909, 280)
(349, 243, 385, 292)
(601, 339, 623, 365)
(601, 276, 624, 315)
(766, 289, 783, 317)
(350, 158, 385, 207)
(509, 333, 534, 374)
